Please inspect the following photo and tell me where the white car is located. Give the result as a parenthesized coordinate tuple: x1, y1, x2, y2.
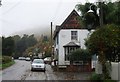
(44, 57, 51, 64)
(26, 57, 31, 61)
(18, 57, 26, 60)
(31, 59, 46, 71)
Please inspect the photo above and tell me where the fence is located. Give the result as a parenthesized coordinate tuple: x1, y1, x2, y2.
(111, 62, 120, 81)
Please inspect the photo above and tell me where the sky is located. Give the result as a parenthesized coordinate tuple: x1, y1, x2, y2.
(0, 0, 117, 37)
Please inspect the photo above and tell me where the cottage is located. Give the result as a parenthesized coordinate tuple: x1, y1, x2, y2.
(53, 10, 93, 71)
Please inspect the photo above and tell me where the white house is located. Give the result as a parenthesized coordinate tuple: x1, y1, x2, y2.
(53, 10, 93, 71)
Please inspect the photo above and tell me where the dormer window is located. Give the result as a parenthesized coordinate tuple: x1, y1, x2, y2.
(71, 31, 77, 41)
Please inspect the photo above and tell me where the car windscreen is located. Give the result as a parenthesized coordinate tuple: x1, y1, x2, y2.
(33, 59, 44, 63)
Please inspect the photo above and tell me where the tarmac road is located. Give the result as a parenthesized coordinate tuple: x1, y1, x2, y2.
(1, 60, 91, 81)
(2, 60, 55, 80)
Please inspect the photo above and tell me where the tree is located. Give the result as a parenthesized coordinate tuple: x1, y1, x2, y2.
(102, 2, 120, 25)
(76, 3, 92, 16)
(27, 34, 37, 47)
(76, 1, 120, 27)
(85, 24, 120, 79)
(2, 36, 15, 56)
(12, 34, 37, 58)
(24, 34, 51, 58)
(86, 24, 120, 62)
(0, 37, 2, 55)
(76, 3, 99, 29)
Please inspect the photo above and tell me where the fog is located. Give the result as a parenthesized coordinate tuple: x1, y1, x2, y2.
(0, 0, 117, 37)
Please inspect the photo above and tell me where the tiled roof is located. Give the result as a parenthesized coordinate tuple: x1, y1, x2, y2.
(53, 9, 81, 39)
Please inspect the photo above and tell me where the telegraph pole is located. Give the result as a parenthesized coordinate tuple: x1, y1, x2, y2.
(0, 0, 2, 7)
(99, 0, 103, 26)
(51, 22, 53, 45)
(51, 22, 53, 63)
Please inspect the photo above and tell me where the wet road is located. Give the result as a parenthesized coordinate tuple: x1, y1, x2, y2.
(2, 60, 56, 80)
(1, 60, 92, 81)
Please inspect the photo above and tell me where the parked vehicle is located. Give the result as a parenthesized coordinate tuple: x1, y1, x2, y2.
(31, 59, 46, 71)
(18, 57, 26, 60)
(31, 56, 40, 61)
(25, 57, 31, 61)
(44, 57, 51, 64)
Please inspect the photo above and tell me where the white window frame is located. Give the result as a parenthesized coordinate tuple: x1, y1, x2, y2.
(71, 31, 78, 41)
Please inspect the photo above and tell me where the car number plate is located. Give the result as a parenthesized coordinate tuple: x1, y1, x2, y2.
(36, 65, 41, 67)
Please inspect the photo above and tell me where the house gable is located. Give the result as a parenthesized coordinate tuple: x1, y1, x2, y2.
(61, 9, 81, 29)
(54, 10, 83, 39)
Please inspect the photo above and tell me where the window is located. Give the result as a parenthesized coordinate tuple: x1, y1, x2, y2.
(65, 47, 79, 61)
(71, 31, 77, 41)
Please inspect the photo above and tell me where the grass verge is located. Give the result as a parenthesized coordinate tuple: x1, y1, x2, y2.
(2, 60, 15, 70)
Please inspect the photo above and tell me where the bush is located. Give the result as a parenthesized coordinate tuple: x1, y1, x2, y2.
(90, 73, 102, 80)
(2, 56, 12, 64)
(69, 49, 91, 62)
(2, 60, 15, 69)
(103, 80, 117, 82)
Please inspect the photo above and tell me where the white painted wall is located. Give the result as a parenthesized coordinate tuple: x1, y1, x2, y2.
(78, 30, 90, 49)
(95, 62, 120, 81)
(57, 29, 90, 65)
(59, 30, 71, 65)
(111, 62, 120, 81)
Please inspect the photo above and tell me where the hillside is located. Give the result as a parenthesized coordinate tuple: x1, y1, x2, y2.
(12, 26, 54, 38)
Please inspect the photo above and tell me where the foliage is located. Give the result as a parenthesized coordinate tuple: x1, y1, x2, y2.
(85, 24, 120, 62)
(37, 35, 51, 58)
(84, 12, 99, 30)
(2, 36, 15, 56)
(12, 34, 37, 58)
(76, 1, 120, 28)
(90, 72, 102, 80)
(2, 56, 12, 64)
(0, 37, 2, 55)
(103, 2, 120, 25)
(90, 72, 116, 82)
(76, 3, 99, 29)
(103, 80, 117, 82)
(85, 24, 120, 79)
(44, 47, 51, 57)
(25, 35, 51, 58)
(69, 49, 91, 63)
(104, 62, 112, 79)
(2, 57, 15, 69)
(76, 3, 92, 16)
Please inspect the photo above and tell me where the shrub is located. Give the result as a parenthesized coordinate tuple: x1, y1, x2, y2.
(69, 49, 91, 62)
(2, 56, 12, 64)
(90, 73, 102, 80)
(103, 80, 117, 82)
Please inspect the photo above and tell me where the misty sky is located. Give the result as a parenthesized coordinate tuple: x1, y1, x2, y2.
(0, 0, 117, 36)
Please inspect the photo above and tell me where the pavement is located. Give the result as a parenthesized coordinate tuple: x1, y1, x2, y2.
(54, 72, 91, 80)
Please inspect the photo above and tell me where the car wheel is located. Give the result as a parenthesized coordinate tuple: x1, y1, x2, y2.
(43, 68, 46, 72)
(31, 68, 33, 71)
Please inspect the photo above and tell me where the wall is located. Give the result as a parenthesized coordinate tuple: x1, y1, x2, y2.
(58, 29, 89, 65)
(111, 62, 120, 81)
(95, 62, 120, 81)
